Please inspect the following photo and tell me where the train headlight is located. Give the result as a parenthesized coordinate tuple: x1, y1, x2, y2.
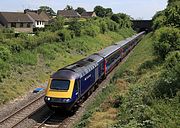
(47, 97, 51, 101)
(62, 98, 71, 103)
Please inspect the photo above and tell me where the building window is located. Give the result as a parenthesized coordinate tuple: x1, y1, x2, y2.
(27, 23, 30, 28)
(11, 23, 16, 27)
(20, 23, 23, 28)
(37, 21, 39, 25)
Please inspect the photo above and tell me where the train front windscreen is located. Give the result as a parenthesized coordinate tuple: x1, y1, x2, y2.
(50, 79, 70, 91)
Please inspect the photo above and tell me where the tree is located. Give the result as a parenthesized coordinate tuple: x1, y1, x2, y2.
(68, 20, 82, 36)
(50, 17, 65, 31)
(94, 6, 113, 17)
(94, 6, 106, 17)
(64, 5, 73, 10)
(105, 8, 113, 17)
(39, 6, 56, 16)
(111, 13, 132, 28)
(75, 7, 86, 14)
(153, 27, 180, 59)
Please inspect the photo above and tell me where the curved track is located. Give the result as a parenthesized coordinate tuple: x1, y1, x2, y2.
(0, 93, 45, 128)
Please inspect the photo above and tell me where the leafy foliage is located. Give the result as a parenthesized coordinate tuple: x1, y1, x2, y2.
(49, 16, 65, 31)
(38, 6, 56, 16)
(154, 51, 180, 98)
(0, 46, 11, 61)
(94, 6, 113, 17)
(75, 7, 86, 14)
(153, 27, 180, 59)
(153, 3, 180, 29)
(111, 13, 132, 28)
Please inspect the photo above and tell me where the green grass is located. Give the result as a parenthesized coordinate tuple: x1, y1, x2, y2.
(0, 29, 134, 105)
(75, 33, 180, 128)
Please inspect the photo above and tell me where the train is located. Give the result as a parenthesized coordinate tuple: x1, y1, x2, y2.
(44, 31, 145, 111)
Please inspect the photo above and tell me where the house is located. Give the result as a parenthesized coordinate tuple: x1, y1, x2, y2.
(26, 11, 45, 28)
(0, 12, 33, 33)
(81, 11, 97, 18)
(57, 10, 81, 18)
(24, 9, 51, 26)
(38, 11, 51, 25)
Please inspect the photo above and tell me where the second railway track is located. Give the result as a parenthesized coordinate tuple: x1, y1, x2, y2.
(0, 93, 45, 128)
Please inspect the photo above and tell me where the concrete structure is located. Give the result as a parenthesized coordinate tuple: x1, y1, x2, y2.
(132, 20, 153, 32)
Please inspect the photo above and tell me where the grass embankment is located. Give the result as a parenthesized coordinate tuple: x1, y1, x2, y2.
(75, 33, 180, 128)
(0, 29, 134, 105)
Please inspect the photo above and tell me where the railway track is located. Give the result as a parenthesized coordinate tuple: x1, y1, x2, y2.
(33, 111, 69, 128)
(0, 93, 45, 128)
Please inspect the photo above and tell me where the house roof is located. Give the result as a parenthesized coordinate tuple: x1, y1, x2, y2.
(0, 12, 33, 23)
(81, 12, 95, 17)
(57, 10, 81, 17)
(26, 12, 44, 21)
(39, 11, 50, 22)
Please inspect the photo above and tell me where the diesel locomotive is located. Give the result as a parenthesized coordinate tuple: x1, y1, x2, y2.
(44, 32, 145, 111)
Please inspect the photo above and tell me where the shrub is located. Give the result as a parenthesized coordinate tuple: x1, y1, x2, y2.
(37, 31, 59, 45)
(106, 19, 119, 31)
(38, 44, 57, 60)
(82, 25, 100, 37)
(68, 20, 82, 36)
(0, 45, 11, 61)
(154, 51, 180, 98)
(6, 39, 24, 53)
(12, 50, 37, 65)
(57, 29, 72, 42)
(49, 16, 65, 31)
(99, 21, 108, 34)
(153, 27, 180, 59)
(0, 59, 10, 81)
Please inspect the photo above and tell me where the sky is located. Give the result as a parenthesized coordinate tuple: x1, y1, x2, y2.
(0, 0, 168, 19)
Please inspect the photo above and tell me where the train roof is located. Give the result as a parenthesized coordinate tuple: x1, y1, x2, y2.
(97, 45, 120, 58)
(51, 69, 79, 80)
(62, 58, 98, 78)
(86, 54, 103, 63)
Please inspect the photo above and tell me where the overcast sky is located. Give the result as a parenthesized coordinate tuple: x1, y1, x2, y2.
(0, 0, 168, 19)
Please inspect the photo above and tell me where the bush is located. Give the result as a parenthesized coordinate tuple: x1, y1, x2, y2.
(38, 44, 57, 60)
(0, 59, 10, 81)
(12, 50, 37, 65)
(99, 21, 108, 34)
(0, 45, 11, 61)
(57, 29, 72, 42)
(49, 16, 65, 31)
(37, 31, 59, 45)
(82, 25, 100, 37)
(68, 20, 82, 36)
(154, 51, 180, 98)
(153, 27, 180, 59)
(106, 19, 119, 31)
(6, 39, 24, 53)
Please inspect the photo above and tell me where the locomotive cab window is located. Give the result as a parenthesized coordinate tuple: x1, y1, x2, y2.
(50, 79, 70, 91)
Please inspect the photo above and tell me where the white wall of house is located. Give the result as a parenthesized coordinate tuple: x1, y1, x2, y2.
(27, 15, 45, 28)
(34, 21, 45, 28)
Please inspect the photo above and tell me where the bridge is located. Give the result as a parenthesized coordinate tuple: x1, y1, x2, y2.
(131, 20, 153, 32)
